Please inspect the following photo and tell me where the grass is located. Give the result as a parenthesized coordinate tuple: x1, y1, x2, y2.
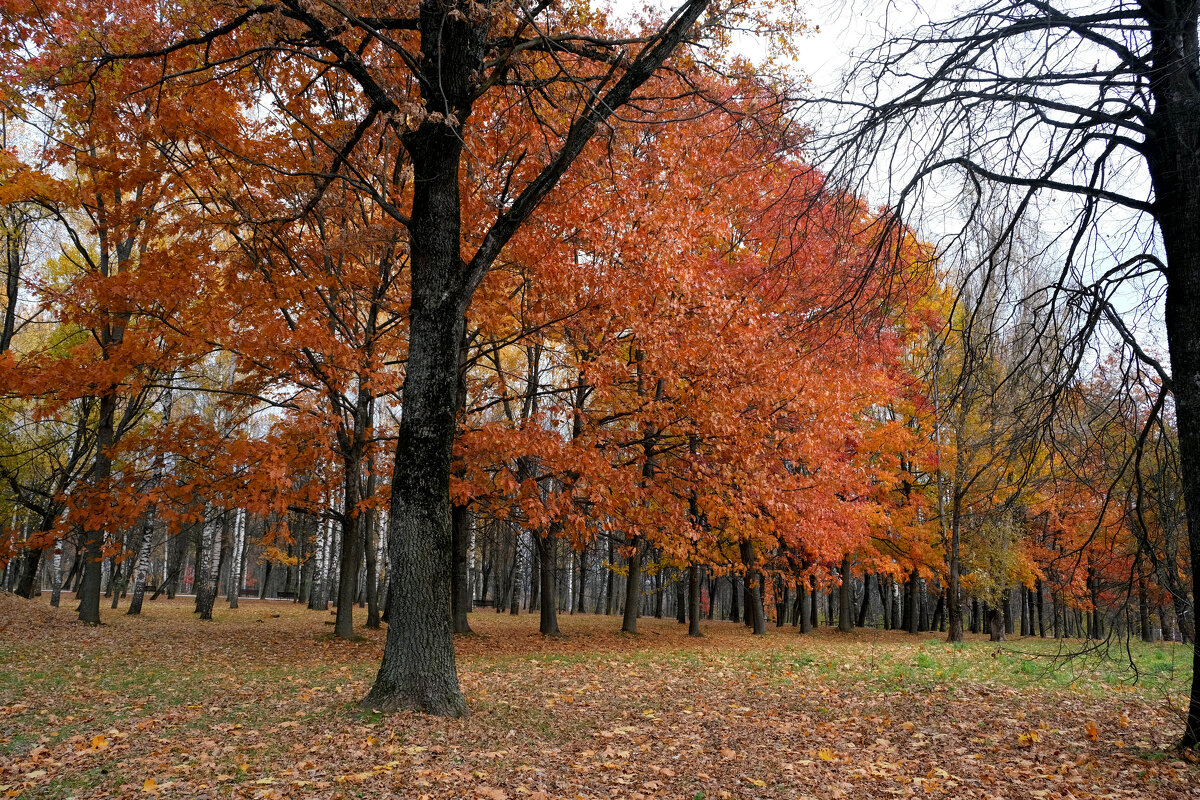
(0, 594, 1197, 799)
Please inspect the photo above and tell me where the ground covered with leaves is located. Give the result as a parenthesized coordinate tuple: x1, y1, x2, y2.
(0, 594, 1196, 799)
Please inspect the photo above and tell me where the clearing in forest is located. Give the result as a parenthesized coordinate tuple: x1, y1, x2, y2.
(0, 596, 1196, 799)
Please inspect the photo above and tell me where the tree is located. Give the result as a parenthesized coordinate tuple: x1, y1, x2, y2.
(821, 0, 1200, 749)
(70, 0, 814, 714)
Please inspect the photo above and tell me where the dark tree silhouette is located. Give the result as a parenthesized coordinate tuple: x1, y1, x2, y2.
(817, 0, 1200, 748)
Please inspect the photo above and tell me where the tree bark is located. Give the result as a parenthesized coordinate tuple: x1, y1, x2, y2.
(451, 502, 473, 634)
(78, 391, 117, 625)
(989, 606, 1006, 642)
(538, 525, 560, 635)
(195, 510, 222, 621)
(905, 569, 919, 634)
(688, 564, 702, 637)
(856, 573, 872, 628)
(1140, 2, 1200, 742)
(15, 543, 44, 599)
(837, 554, 853, 633)
(621, 534, 642, 634)
(798, 576, 812, 633)
(357, 0, 714, 716)
(740, 540, 766, 634)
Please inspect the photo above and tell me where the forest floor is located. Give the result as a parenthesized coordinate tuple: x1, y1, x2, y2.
(0, 594, 1197, 799)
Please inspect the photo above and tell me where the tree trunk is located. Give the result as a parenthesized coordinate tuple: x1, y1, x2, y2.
(621, 535, 642, 634)
(654, 566, 664, 618)
(153, 520, 193, 601)
(905, 569, 919, 634)
(989, 606, 1006, 642)
(127, 511, 157, 616)
(1136, 573, 1152, 643)
(677, 569, 687, 624)
(361, 287, 467, 713)
(856, 573, 872, 628)
(577, 543, 588, 615)
(837, 555, 853, 632)
(508, 531, 522, 615)
(228, 510, 246, 609)
(777, 580, 788, 627)
(49, 546, 62, 608)
(78, 391, 118, 625)
(740, 540, 766, 634)
(1036, 579, 1047, 638)
(605, 536, 615, 615)
(918, 579, 931, 632)
(16, 543, 44, 599)
(451, 502, 473, 634)
(688, 564, 702, 637)
(334, 429, 366, 638)
(798, 576, 812, 633)
(195, 510, 223, 621)
(1141, 7, 1200, 742)
(538, 526, 560, 635)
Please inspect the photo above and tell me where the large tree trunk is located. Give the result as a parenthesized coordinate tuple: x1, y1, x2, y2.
(621, 535, 642, 634)
(360, 117, 469, 716)
(538, 526, 560, 635)
(837, 554, 853, 633)
(1143, 2, 1200, 744)
(688, 564, 702, 637)
(356, 0, 711, 717)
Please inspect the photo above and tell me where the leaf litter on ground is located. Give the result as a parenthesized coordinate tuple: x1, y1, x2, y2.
(0, 593, 1196, 799)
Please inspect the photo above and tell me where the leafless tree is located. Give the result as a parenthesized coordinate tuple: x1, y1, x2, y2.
(812, 0, 1200, 748)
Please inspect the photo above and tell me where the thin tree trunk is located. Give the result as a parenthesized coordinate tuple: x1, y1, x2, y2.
(856, 573, 873, 628)
(451, 502, 473, 634)
(605, 537, 615, 615)
(50, 546, 62, 608)
(228, 509, 246, 609)
(78, 391, 118, 625)
(195, 510, 223, 621)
